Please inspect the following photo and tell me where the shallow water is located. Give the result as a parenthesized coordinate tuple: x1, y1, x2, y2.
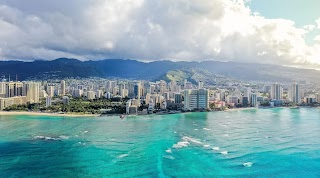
(1, 108, 320, 177)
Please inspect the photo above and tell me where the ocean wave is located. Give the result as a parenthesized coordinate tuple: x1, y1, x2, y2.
(172, 136, 202, 149)
(203, 145, 210, 148)
(243, 162, 253, 167)
(33, 135, 69, 141)
(221, 151, 228, 155)
(203, 128, 211, 131)
(59, 135, 69, 140)
(172, 141, 190, 148)
(163, 155, 175, 160)
(182, 136, 202, 144)
(78, 141, 86, 145)
(33, 135, 45, 139)
(165, 149, 172, 153)
(212, 147, 220, 151)
(118, 154, 128, 158)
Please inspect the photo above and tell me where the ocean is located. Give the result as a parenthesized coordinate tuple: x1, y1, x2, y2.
(1, 108, 320, 177)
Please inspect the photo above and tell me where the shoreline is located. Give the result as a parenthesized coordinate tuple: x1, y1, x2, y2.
(224, 107, 257, 112)
(0, 106, 314, 118)
(0, 111, 100, 117)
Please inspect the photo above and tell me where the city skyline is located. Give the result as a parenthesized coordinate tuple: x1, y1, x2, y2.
(1, 76, 317, 113)
(1, 1, 320, 177)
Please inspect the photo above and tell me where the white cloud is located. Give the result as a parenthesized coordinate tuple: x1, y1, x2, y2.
(315, 35, 320, 42)
(0, 0, 319, 66)
(303, 25, 315, 32)
(316, 17, 320, 29)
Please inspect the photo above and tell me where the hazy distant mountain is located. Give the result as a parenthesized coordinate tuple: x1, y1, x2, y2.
(0, 58, 319, 83)
(157, 68, 240, 86)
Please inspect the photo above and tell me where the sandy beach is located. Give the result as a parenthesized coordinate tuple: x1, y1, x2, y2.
(0, 111, 100, 117)
(224, 107, 258, 112)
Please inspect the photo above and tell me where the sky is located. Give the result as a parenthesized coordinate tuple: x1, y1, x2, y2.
(0, 0, 319, 68)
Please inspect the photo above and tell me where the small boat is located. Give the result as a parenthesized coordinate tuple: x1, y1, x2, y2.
(119, 115, 126, 119)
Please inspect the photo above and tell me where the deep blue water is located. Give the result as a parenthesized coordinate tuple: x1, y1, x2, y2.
(1, 108, 320, 177)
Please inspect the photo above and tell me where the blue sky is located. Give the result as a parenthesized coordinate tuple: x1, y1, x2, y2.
(249, 0, 320, 44)
(249, 0, 319, 27)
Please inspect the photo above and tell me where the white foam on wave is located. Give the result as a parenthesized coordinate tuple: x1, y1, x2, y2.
(165, 149, 172, 154)
(203, 145, 210, 148)
(172, 141, 190, 148)
(45, 136, 55, 140)
(182, 136, 202, 144)
(172, 136, 202, 149)
(78, 141, 86, 145)
(221, 151, 228, 155)
(34, 136, 60, 141)
(34, 135, 69, 141)
(83, 131, 89, 133)
(59, 135, 69, 140)
(163, 155, 175, 160)
(34, 136, 45, 139)
(118, 154, 128, 158)
(212, 147, 220, 151)
(203, 128, 211, 131)
(194, 129, 198, 131)
(243, 162, 253, 167)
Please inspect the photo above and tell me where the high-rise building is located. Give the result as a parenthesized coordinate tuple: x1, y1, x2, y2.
(198, 81, 204, 89)
(24, 82, 40, 103)
(62, 96, 70, 105)
(242, 96, 249, 107)
(60, 80, 66, 96)
(6, 82, 23, 97)
(0, 82, 5, 95)
(119, 84, 128, 98)
(175, 93, 182, 104)
(87, 91, 96, 100)
(250, 93, 257, 107)
(0, 96, 27, 110)
(46, 96, 52, 107)
(227, 96, 239, 104)
(74, 89, 83, 97)
(47, 85, 55, 97)
(112, 87, 119, 96)
(244, 87, 251, 98)
(96, 90, 103, 99)
(271, 83, 283, 100)
(134, 84, 141, 99)
(183, 89, 209, 110)
(291, 83, 300, 104)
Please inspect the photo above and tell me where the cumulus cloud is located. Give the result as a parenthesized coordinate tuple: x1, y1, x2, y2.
(303, 25, 315, 32)
(316, 17, 320, 29)
(0, 0, 319, 66)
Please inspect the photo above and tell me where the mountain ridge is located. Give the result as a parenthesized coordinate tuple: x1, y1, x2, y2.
(0, 58, 319, 83)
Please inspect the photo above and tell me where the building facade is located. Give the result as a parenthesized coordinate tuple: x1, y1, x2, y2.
(184, 89, 209, 110)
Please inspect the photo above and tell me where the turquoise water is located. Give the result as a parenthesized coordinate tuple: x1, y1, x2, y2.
(1, 108, 320, 177)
